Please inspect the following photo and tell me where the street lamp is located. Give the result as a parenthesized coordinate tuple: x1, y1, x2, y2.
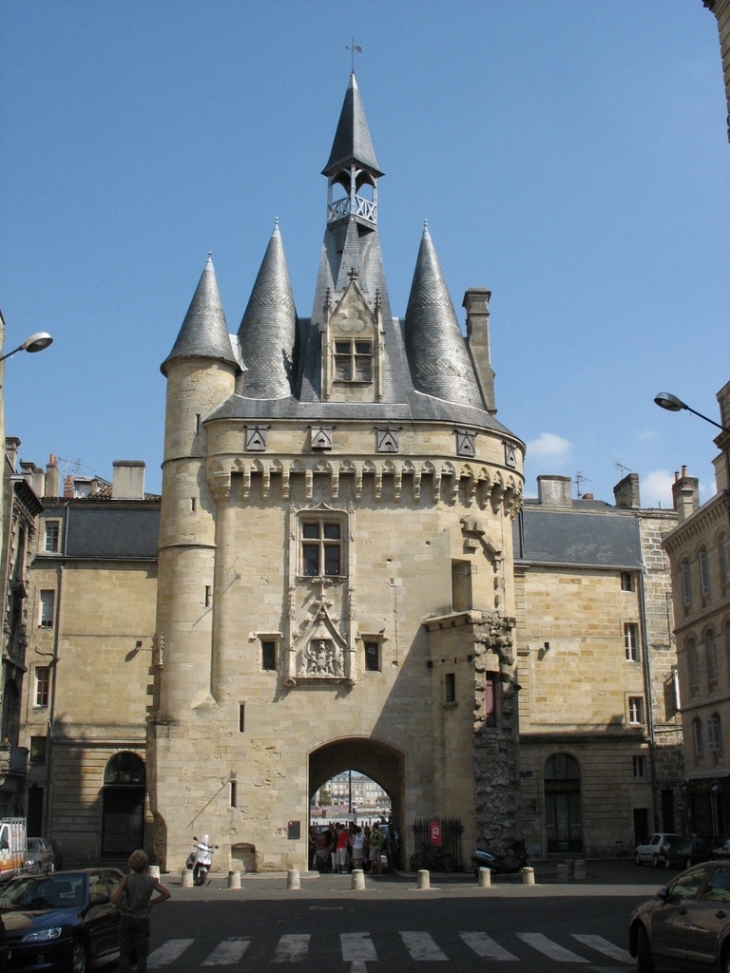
(654, 392, 730, 435)
(0, 332, 53, 365)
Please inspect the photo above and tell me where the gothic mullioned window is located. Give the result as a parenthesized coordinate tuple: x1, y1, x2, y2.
(301, 517, 344, 577)
(699, 548, 711, 598)
(334, 340, 372, 383)
(681, 559, 692, 611)
(706, 629, 718, 686)
(708, 713, 723, 753)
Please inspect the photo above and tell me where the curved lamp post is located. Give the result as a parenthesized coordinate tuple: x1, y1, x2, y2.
(0, 332, 53, 365)
(654, 392, 730, 436)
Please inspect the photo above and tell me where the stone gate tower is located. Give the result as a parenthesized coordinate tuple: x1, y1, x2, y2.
(150, 74, 525, 872)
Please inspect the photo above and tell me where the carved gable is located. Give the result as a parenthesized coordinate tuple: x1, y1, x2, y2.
(321, 277, 384, 403)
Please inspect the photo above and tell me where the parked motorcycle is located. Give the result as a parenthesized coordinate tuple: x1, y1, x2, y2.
(471, 836, 529, 878)
(186, 834, 218, 885)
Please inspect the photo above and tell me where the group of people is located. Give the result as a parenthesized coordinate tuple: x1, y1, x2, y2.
(309, 819, 400, 874)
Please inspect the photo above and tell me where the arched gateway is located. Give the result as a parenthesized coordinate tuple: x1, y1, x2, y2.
(149, 72, 524, 873)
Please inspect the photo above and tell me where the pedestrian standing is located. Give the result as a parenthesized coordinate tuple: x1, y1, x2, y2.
(111, 849, 171, 973)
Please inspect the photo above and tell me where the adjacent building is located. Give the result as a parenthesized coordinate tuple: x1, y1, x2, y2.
(515, 473, 682, 858)
(662, 380, 730, 835)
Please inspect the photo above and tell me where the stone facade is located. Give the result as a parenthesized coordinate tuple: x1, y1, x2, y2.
(515, 474, 682, 858)
(662, 379, 730, 835)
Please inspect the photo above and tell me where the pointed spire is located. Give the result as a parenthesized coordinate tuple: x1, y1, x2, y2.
(237, 222, 298, 399)
(323, 73, 383, 177)
(404, 225, 485, 410)
(162, 254, 239, 375)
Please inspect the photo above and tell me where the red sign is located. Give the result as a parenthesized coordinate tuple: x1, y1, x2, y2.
(430, 821, 442, 846)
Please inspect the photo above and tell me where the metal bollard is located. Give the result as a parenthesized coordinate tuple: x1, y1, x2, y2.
(228, 869, 241, 889)
(148, 865, 160, 880)
(556, 862, 569, 882)
(286, 868, 300, 890)
(574, 860, 586, 881)
(351, 868, 365, 890)
(478, 867, 492, 888)
(521, 866, 535, 886)
(181, 868, 193, 888)
(417, 869, 430, 889)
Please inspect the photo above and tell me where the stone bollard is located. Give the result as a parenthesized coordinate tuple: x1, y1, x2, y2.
(521, 866, 535, 886)
(286, 868, 300, 890)
(574, 860, 586, 881)
(556, 862, 570, 882)
(351, 868, 365, 890)
(478, 867, 492, 888)
(228, 870, 241, 889)
(417, 869, 430, 890)
(148, 865, 160, 880)
(181, 868, 193, 888)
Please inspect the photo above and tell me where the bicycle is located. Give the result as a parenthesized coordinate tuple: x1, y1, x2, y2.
(409, 846, 458, 872)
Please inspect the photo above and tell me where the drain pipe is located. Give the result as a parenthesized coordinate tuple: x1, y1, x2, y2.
(636, 516, 659, 830)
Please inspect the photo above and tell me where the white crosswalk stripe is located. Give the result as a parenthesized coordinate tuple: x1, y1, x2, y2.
(460, 931, 519, 960)
(342, 931, 378, 971)
(148, 938, 194, 968)
(272, 933, 311, 963)
(145, 930, 634, 966)
(400, 931, 449, 960)
(516, 933, 589, 963)
(201, 936, 251, 965)
(572, 933, 633, 964)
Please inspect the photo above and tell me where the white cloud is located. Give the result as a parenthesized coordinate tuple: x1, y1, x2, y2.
(641, 469, 675, 508)
(526, 433, 572, 461)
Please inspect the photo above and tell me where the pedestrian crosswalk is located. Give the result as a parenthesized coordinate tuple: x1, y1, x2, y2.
(146, 930, 633, 968)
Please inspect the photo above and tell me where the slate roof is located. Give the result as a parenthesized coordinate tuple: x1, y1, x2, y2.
(237, 223, 297, 399)
(39, 505, 160, 560)
(323, 73, 383, 177)
(162, 255, 240, 375)
(514, 501, 642, 568)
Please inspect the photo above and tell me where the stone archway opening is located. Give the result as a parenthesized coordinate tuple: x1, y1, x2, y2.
(309, 737, 405, 836)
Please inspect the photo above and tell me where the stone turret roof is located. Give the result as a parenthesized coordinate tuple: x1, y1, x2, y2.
(403, 224, 485, 411)
(323, 73, 383, 177)
(161, 254, 240, 375)
(237, 222, 298, 399)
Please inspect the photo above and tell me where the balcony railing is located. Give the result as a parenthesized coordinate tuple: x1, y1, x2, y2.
(327, 194, 377, 225)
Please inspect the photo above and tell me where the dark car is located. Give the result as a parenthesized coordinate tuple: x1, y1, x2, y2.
(25, 838, 55, 876)
(629, 860, 730, 971)
(0, 868, 123, 972)
(663, 834, 722, 870)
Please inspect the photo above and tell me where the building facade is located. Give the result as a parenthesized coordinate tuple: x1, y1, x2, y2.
(515, 473, 683, 858)
(149, 73, 525, 873)
(663, 380, 730, 836)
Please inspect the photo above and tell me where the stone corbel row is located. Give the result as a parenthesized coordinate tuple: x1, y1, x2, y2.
(206, 457, 523, 515)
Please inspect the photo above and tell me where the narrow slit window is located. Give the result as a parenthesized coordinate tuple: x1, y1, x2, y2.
(445, 673, 456, 704)
(238, 703, 245, 733)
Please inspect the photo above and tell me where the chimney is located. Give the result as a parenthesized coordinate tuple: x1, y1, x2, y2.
(463, 289, 496, 413)
(613, 472, 640, 510)
(537, 475, 572, 506)
(112, 461, 146, 500)
(20, 461, 45, 498)
(45, 455, 60, 498)
(4, 437, 20, 474)
(63, 474, 74, 499)
(672, 466, 700, 523)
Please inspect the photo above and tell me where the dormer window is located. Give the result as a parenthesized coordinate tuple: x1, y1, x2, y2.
(335, 340, 372, 382)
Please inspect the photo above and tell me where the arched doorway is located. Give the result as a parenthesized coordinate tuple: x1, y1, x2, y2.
(101, 752, 146, 859)
(309, 738, 406, 845)
(544, 753, 582, 853)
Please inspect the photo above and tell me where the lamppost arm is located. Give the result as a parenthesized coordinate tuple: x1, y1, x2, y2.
(654, 392, 730, 435)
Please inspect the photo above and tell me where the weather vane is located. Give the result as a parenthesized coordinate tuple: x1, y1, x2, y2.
(346, 36, 362, 72)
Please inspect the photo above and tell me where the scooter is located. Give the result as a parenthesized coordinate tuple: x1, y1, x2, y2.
(471, 836, 529, 878)
(186, 835, 218, 886)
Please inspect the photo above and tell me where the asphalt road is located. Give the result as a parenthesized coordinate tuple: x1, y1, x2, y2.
(143, 871, 659, 972)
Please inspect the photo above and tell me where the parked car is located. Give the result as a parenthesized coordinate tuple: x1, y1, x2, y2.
(0, 868, 123, 972)
(629, 860, 730, 971)
(25, 838, 55, 875)
(663, 834, 723, 871)
(635, 832, 685, 867)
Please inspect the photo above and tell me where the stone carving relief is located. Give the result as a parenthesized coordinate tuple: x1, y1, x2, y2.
(286, 595, 350, 686)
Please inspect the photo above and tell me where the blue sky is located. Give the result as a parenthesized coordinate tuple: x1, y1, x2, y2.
(0, 0, 727, 505)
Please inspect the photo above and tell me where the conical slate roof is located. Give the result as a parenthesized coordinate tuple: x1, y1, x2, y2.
(161, 255, 239, 375)
(237, 222, 298, 399)
(323, 73, 383, 177)
(404, 225, 485, 410)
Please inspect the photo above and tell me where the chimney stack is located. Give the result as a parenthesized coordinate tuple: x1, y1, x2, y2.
(537, 475, 572, 506)
(672, 466, 700, 523)
(45, 455, 60, 498)
(613, 472, 640, 509)
(463, 289, 496, 413)
(112, 461, 146, 500)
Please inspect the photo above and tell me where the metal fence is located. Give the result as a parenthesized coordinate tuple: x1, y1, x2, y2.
(411, 817, 464, 870)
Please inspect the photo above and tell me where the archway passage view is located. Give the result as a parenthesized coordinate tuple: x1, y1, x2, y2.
(101, 752, 146, 859)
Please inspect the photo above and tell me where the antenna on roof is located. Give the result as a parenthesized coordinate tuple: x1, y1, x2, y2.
(346, 36, 362, 73)
(615, 461, 632, 478)
(574, 471, 591, 498)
